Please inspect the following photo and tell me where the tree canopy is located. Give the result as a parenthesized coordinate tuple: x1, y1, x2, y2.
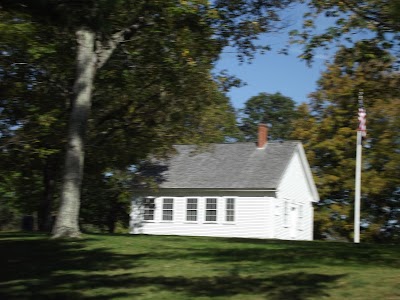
(0, 0, 296, 237)
(290, 43, 400, 241)
(292, 0, 400, 64)
(239, 92, 297, 141)
(283, 0, 400, 241)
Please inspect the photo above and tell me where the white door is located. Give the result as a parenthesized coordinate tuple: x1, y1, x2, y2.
(289, 206, 298, 239)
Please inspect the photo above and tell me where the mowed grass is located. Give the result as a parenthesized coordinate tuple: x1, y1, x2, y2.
(0, 233, 399, 300)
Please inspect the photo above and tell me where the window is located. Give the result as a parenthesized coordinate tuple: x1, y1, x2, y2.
(226, 198, 235, 222)
(162, 198, 174, 221)
(275, 203, 281, 216)
(283, 201, 289, 227)
(205, 198, 217, 222)
(186, 198, 198, 221)
(143, 198, 155, 221)
(298, 204, 304, 230)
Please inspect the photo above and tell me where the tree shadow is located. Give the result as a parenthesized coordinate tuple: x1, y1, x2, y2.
(220, 237, 400, 268)
(2, 233, 396, 299)
(46, 271, 345, 300)
(0, 235, 143, 299)
(131, 272, 345, 299)
(120, 236, 399, 273)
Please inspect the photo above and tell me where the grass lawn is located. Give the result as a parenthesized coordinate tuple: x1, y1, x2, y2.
(0, 233, 399, 299)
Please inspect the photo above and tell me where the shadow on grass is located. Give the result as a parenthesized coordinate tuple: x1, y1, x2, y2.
(3, 233, 397, 299)
(223, 238, 400, 268)
(0, 235, 144, 299)
(82, 272, 344, 300)
(148, 236, 400, 269)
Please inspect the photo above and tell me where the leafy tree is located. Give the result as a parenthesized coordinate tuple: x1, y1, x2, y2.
(1, 0, 295, 237)
(290, 44, 400, 241)
(172, 85, 242, 144)
(79, 79, 240, 233)
(239, 92, 297, 141)
(0, 171, 22, 230)
(0, 6, 239, 233)
(80, 171, 132, 233)
(292, 0, 400, 63)
(288, 0, 400, 239)
(0, 10, 73, 231)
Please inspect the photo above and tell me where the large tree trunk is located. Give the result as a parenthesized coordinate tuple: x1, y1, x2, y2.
(52, 29, 97, 238)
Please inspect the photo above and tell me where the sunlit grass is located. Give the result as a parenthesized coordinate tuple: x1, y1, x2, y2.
(1, 232, 399, 299)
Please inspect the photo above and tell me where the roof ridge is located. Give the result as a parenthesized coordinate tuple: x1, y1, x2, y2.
(173, 140, 302, 147)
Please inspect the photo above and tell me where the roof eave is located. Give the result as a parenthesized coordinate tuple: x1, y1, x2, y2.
(297, 144, 320, 202)
(132, 187, 277, 197)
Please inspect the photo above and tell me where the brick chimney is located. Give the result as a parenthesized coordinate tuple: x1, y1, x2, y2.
(257, 123, 268, 148)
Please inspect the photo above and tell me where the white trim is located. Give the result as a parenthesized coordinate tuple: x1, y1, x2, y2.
(143, 197, 156, 222)
(283, 199, 289, 227)
(274, 201, 281, 216)
(204, 197, 218, 223)
(185, 197, 199, 223)
(224, 197, 236, 224)
(161, 198, 174, 222)
(297, 144, 320, 202)
(289, 204, 299, 239)
(133, 189, 277, 198)
(298, 203, 304, 231)
(164, 189, 275, 192)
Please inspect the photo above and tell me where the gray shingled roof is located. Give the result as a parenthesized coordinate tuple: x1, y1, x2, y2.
(137, 141, 300, 190)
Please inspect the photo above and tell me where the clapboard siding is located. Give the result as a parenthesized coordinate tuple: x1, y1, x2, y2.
(130, 143, 319, 241)
(277, 150, 314, 202)
(272, 200, 313, 240)
(274, 150, 314, 240)
(130, 197, 275, 239)
(272, 198, 287, 239)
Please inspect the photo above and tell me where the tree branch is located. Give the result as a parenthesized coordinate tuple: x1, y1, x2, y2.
(341, 0, 398, 32)
(95, 18, 146, 69)
(94, 79, 159, 128)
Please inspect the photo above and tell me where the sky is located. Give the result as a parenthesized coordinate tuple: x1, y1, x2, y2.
(215, 46, 328, 110)
(213, 4, 331, 110)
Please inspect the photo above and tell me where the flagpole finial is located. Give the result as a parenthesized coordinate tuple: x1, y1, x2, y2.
(357, 91, 366, 137)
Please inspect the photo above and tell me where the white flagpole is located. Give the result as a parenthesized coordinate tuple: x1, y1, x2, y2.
(354, 130, 362, 243)
(354, 91, 366, 243)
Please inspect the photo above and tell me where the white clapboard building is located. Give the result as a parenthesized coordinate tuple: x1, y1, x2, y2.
(130, 124, 319, 240)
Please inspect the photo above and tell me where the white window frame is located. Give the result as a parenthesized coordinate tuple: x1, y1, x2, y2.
(186, 198, 198, 222)
(275, 200, 281, 216)
(205, 198, 218, 223)
(298, 204, 304, 231)
(162, 198, 174, 221)
(225, 198, 235, 223)
(143, 197, 155, 221)
(283, 200, 289, 227)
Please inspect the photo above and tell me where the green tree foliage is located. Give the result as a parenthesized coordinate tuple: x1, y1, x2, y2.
(0, 6, 235, 233)
(80, 171, 132, 233)
(292, 0, 400, 63)
(0, 172, 22, 230)
(287, 0, 400, 240)
(173, 85, 242, 144)
(0, 10, 73, 231)
(239, 92, 297, 141)
(1, 1, 295, 237)
(290, 43, 400, 241)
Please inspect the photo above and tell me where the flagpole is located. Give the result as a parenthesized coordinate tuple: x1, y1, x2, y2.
(354, 91, 366, 244)
(354, 130, 362, 243)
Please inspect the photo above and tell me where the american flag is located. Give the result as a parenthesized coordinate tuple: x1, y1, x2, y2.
(358, 108, 367, 137)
